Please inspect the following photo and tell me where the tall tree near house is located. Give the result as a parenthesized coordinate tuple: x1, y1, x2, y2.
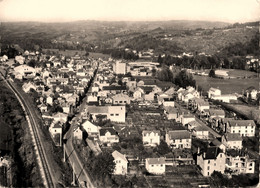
(209, 69, 215, 78)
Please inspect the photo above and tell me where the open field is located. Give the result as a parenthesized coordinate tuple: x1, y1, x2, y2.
(194, 75, 260, 94)
(88, 52, 110, 59)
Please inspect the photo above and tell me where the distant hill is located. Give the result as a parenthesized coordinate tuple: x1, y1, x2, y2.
(0, 20, 258, 54)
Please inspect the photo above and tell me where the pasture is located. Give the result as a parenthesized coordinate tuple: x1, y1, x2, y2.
(194, 75, 260, 94)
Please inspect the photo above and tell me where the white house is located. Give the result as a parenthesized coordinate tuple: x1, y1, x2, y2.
(197, 147, 226, 176)
(221, 133, 242, 149)
(14, 65, 36, 78)
(145, 157, 166, 175)
(73, 126, 83, 140)
(142, 130, 160, 147)
(81, 120, 99, 138)
(112, 93, 131, 105)
(208, 87, 221, 98)
(87, 105, 126, 123)
(22, 82, 37, 93)
(226, 120, 256, 137)
(112, 150, 128, 175)
(113, 61, 126, 75)
(99, 128, 119, 144)
(211, 94, 237, 103)
(226, 151, 255, 174)
(165, 130, 191, 149)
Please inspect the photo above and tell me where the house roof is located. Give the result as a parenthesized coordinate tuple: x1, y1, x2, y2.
(103, 85, 126, 91)
(167, 130, 190, 140)
(225, 133, 242, 141)
(87, 106, 109, 114)
(229, 120, 256, 127)
(209, 109, 225, 116)
(142, 130, 160, 135)
(112, 150, 128, 163)
(99, 127, 117, 136)
(164, 106, 178, 114)
(146, 157, 166, 165)
(202, 146, 222, 160)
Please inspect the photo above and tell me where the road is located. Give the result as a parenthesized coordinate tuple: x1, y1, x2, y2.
(0, 70, 55, 188)
(175, 102, 221, 138)
(63, 63, 99, 188)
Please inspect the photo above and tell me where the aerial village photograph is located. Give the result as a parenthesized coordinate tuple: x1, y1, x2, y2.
(0, 0, 259, 187)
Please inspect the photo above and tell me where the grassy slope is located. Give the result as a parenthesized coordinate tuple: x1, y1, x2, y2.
(194, 75, 260, 94)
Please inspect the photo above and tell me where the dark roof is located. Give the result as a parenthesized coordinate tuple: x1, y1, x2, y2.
(202, 146, 222, 160)
(99, 128, 117, 136)
(168, 130, 191, 140)
(103, 86, 127, 91)
(229, 120, 256, 127)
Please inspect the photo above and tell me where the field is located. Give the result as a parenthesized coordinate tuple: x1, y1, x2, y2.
(42, 49, 110, 59)
(194, 75, 260, 94)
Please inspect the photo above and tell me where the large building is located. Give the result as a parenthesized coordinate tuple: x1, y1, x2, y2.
(113, 61, 126, 75)
(197, 147, 226, 176)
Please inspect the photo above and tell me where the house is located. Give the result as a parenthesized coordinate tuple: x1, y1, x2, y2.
(15, 55, 25, 64)
(208, 87, 221, 98)
(164, 107, 179, 120)
(99, 127, 119, 144)
(165, 130, 191, 149)
(145, 157, 166, 175)
(87, 105, 126, 123)
(193, 98, 209, 113)
(112, 150, 128, 175)
(226, 120, 256, 137)
(49, 121, 62, 146)
(113, 61, 126, 75)
(81, 120, 99, 138)
(197, 147, 226, 176)
(52, 112, 68, 123)
(211, 94, 237, 103)
(225, 150, 255, 174)
(22, 82, 37, 93)
(13, 64, 36, 78)
(133, 87, 144, 100)
(181, 114, 195, 125)
(221, 133, 242, 149)
(209, 139, 226, 152)
(73, 126, 83, 140)
(112, 93, 131, 105)
(142, 130, 160, 147)
(209, 109, 225, 119)
(163, 98, 175, 107)
(192, 126, 209, 139)
(46, 96, 53, 105)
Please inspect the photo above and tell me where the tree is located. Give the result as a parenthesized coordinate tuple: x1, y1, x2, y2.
(174, 70, 196, 88)
(90, 151, 115, 182)
(209, 69, 215, 78)
(157, 67, 174, 82)
(155, 140, 171, 155)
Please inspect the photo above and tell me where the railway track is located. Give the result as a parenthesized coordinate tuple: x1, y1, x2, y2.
(0, 72, 54, 188)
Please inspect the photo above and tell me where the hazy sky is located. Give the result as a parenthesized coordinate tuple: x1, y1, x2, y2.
(0, 0, 259, 23)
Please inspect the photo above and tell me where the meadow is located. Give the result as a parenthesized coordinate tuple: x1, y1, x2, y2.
(194, 75, 260, 94)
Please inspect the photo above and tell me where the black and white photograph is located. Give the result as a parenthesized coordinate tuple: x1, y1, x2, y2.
(0, 0, 259, 187)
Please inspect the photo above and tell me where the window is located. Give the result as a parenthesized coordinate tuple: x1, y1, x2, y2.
(246, 126, 247, 129)
(245, 130, 247, 133)
(161, 164, 163, 167)
(207, 166, 210, 170)
(251, 130, 253, 132)
(220, 154, 222, 158)
(208, 160, 210, 164)
(233, 131, 235, 133)
(180, 139, 182, 143)
(151, 165, 154, 167)
(111, 114, 114, 116)
(208, 172, 210, 176)
(116, 114, 119, 116)
(252, 126, 254, 129)
(214, 163, 216, 166)
(249, 168, 252, 171)
(249, 163, 253, 166)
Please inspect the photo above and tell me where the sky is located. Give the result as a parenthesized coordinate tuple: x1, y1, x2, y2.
(0, 0, 259, 23)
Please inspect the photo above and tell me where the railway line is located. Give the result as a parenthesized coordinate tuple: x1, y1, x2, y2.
(0, 72, 55, 188)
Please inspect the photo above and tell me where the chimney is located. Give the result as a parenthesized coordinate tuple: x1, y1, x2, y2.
(197, 147, 200, 154)
(203, 152, 206, 158)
